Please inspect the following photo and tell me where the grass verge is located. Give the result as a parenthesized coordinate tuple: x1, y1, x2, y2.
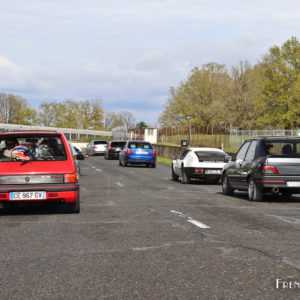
(157, 156, 173, 166)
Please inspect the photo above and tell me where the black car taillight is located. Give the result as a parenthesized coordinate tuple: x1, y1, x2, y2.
(261, 165, 279, 174)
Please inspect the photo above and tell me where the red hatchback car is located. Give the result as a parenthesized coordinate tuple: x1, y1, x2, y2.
(0, 131, 80, 213)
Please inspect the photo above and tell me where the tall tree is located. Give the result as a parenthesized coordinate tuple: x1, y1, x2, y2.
(119, 110, 136, 130)
(60, 100, 81, 128)
(159, 63, 232, 127)
(0, 93, 36, 125)
(88, 99, 104, 130)
(256, 37, 300, 129)
(226, 61, 262, 129)
(38, 99, 104, 129)
(38, 101, 64, 127)
(136, 121, 148, 129)
(103, 110, 119, 130)
(80, 101, 92, 129)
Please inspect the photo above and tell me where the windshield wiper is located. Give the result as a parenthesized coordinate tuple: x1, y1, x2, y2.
(20, 160, 32, 166)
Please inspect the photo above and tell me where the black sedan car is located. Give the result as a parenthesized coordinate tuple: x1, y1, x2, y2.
(222, 136, 300, 201)
(104, 140, 126, 159)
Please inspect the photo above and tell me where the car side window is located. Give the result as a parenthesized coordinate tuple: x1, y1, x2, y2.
(236, 142, 251, 161)
(180, 150, 190, 160)
(245, 141, 257, 161)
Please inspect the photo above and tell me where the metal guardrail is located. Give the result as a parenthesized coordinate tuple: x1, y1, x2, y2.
(0, 123, 112, 140)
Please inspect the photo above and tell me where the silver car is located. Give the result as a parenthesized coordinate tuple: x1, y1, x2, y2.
(86, 140, 108, 156)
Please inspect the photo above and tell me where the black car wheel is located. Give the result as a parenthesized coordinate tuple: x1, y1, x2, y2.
(0, 201, 8, 213)
(222, 173, 234, 195)
(151, 162, 156, 168)
(171, 165, 179, 181)
(181, 167, 190, 184)
(248, 177, 263, 202)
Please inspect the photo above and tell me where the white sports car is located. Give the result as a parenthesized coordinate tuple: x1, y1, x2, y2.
(171, 147, 231, 184)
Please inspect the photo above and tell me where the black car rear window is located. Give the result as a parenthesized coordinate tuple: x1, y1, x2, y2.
(0, 134, 67, 162)
(129, 142, 152, 149)
(195, 151, 226, 161)
(261, 140, 300, 156)
(111, 142, 126, 147)
(94, 141, 108, 145)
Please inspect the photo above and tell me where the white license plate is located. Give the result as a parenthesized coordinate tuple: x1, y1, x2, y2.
(10, 191, 46, 200)
(286, 181, 300, 187)
(136, 150, 148, 154)
(205, 169, 221, 174)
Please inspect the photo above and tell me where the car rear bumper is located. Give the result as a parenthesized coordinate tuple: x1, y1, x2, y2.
(185, 167, 222, 179)
(255, 175, 300, 193)
(0, 183, 79, 203)
(108, 152, 120, 158)
(92, 150, 106, 155)
(126, 156, 156, 164)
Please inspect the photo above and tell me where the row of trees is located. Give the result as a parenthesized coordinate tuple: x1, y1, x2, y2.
(159, 37, 300, 129)
(0, 95, 140, 131)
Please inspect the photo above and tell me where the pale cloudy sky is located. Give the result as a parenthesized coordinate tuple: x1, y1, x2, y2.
(0, 0, 299, 125)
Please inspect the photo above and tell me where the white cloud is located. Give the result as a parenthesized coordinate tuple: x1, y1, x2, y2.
(0, 0, 299, 124)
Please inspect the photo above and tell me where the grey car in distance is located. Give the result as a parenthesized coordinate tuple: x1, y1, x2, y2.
(86, 140, 108, 156)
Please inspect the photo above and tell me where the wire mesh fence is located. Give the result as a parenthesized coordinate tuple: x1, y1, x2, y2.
(157, 124, 231, 149)
(156, 125, 299, 151)
(229, 129, 299, 148)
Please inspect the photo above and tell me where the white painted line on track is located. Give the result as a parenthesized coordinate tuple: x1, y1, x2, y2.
(170, 210, 184, 216)
(187, 218, 211, 229)
(268, 215, 300, 225)
(116, 182, 124, 187)
(96, 168, 102, 172)
(171, 210, 211, 229)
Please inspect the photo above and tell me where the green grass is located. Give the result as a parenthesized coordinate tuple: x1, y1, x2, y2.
(157, 156, 173, 166)
(223, 147, 238, 154)
(158, 133, 230, 148)
(156, 142, 180, 147)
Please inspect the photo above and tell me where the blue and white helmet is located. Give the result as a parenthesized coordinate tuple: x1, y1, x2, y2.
(11, 146, 31, 161)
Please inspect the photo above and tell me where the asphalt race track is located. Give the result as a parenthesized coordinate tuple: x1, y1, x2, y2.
(0, 157, 300, 299)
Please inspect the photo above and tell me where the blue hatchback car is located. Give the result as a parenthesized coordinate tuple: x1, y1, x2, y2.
(119, 141, 156, 168)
